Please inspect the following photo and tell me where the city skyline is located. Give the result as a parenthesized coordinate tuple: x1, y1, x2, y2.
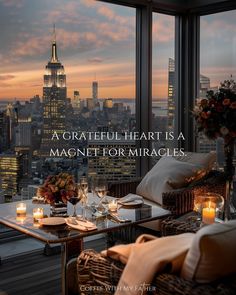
(0, 0, 235, 101)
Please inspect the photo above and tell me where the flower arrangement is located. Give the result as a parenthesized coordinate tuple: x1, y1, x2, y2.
(193, 79, 236, 144)
(37, 173, 77, 205)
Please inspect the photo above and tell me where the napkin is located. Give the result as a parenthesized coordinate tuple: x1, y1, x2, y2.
(118, 194, 144, 205)
(65, 217, 97, 231)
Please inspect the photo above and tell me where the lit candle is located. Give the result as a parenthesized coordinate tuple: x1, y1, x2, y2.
(202, 202, 216, 224)
(33, 208, 44, 222)
(16, 203, 26, 217)
(108, 200, 118, 212)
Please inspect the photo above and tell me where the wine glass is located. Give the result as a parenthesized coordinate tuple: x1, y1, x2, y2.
(94, 178, 108, 213)
(89, 176, 97, 211)
(79, 177, 88, 219)
(68, 186, 82, 217)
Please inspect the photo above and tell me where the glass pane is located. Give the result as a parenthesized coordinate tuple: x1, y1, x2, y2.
(198, 11, 236, 167)
(0, 1, 136, 201)
(152, 13, 175, 165)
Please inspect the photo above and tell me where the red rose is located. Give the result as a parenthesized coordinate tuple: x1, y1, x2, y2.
(230, 102, 236, 109)
(222, 98, 231, 106)
(201, 112, 209, 119)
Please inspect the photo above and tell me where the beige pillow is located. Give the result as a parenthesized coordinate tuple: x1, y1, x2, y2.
(136, 156, 203, 205)
(181, 220, 236, 283)
(174, 151, 216, 172)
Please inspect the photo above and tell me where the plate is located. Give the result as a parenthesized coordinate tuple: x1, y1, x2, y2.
(40, 217, 66, 226)
(119, 200, 143, 207)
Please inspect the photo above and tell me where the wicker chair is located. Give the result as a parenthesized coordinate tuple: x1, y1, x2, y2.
(69, 249, 236, 295)
(108, 171, 226, 217)
(106, 171, 226, 245)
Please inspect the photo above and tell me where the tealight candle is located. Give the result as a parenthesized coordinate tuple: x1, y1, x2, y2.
(16, 203, 26, 217)
(202, 201, 216, 225)
(33, 208, 44, 222)
(108, 200, 118, 212)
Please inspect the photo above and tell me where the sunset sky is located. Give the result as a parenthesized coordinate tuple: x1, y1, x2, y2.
(0, 0, 235, 101)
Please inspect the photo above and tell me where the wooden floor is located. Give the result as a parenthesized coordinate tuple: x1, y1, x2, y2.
(0, 237, 106, 295)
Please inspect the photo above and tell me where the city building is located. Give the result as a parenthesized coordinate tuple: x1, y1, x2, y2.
(199, 74, 210, 98)
(87, 98, 95, 110)
(103, 98, 113, 109)
(0, 153, 22, 195)
(0, 110, 10, 152)
(167, 58, 175, 131)
(40, 26, 67, 157)
(73, 90, 81, 110)
(88, 135, 136, 183)
(92, 81, 98, 101)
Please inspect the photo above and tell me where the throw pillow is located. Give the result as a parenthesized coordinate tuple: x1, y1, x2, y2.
(136, 156, 203, 205)
(181, 220, 236, 283)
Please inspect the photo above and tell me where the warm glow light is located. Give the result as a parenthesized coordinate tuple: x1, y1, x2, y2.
(202, 201, 216, 225)
(16, 203, 27, 217)
(33, 208, 44, 222)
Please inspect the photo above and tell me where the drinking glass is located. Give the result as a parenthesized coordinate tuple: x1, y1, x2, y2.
(94, 178, 108, 213)
(68, 186, 82, 217)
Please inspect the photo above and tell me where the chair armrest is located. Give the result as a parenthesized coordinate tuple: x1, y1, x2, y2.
(162, 189, 194, 217)
(77, 250, 236, 295)
(162, 170, 226, 217)
(108, 178, 142, 198)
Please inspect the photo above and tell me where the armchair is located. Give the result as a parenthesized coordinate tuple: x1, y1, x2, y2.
(72, 249, 236, 295)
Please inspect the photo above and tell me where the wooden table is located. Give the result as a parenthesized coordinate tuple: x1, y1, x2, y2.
(0, 196, 170, 295)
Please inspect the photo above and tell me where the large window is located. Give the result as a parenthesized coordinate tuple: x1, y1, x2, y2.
(0, 0, 136, 204)
(198, 10, 236, 165)
(152, 12, 175, 165)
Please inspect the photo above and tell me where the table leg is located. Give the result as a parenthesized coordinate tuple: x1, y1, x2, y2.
(61, 239, 84, 295)
(61, 243, 67, 295)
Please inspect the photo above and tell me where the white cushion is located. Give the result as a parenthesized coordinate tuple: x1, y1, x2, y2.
(136, 156, 203, 205)
(181, 220, 236, 283)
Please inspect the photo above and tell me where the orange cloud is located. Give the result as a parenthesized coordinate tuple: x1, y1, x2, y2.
(0, 0, 25, 8)
(153, 14, 175, 43)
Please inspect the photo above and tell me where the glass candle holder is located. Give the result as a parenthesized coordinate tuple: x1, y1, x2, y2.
(16, 203, 26, 217)
(108, 200, 118, 212)
(33, 208, 44, 222)
(194, 192, 224, 220)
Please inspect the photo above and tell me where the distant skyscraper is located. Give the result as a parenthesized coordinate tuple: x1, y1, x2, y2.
(199, 75, 210, 99)
(92, 81, 98, 101)
(0, 110, 10, 152)
(0, 153, 22, 194)
(40, 26, 67, 157)
(88, 136, 136, 183)
(103, 98, 113, 109)
(73, 90, 81, 109)
(167, 58, 175, 131)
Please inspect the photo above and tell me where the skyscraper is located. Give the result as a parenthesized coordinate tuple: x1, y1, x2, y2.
(40, 26, 67, 157)
(199, 74, 210, 99)
(0, 153, 22, 195)
(167, 58, 175, 131)
(92, 81, 98, 101)
(73, 90, 81, 110)
(0, 110, 10, 152)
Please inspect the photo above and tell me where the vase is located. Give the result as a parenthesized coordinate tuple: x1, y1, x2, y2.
(50, 201, 67, 217)
(224, 138, 235, 181)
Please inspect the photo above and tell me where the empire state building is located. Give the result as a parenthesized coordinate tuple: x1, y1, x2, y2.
(40, 26, 67, 156)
